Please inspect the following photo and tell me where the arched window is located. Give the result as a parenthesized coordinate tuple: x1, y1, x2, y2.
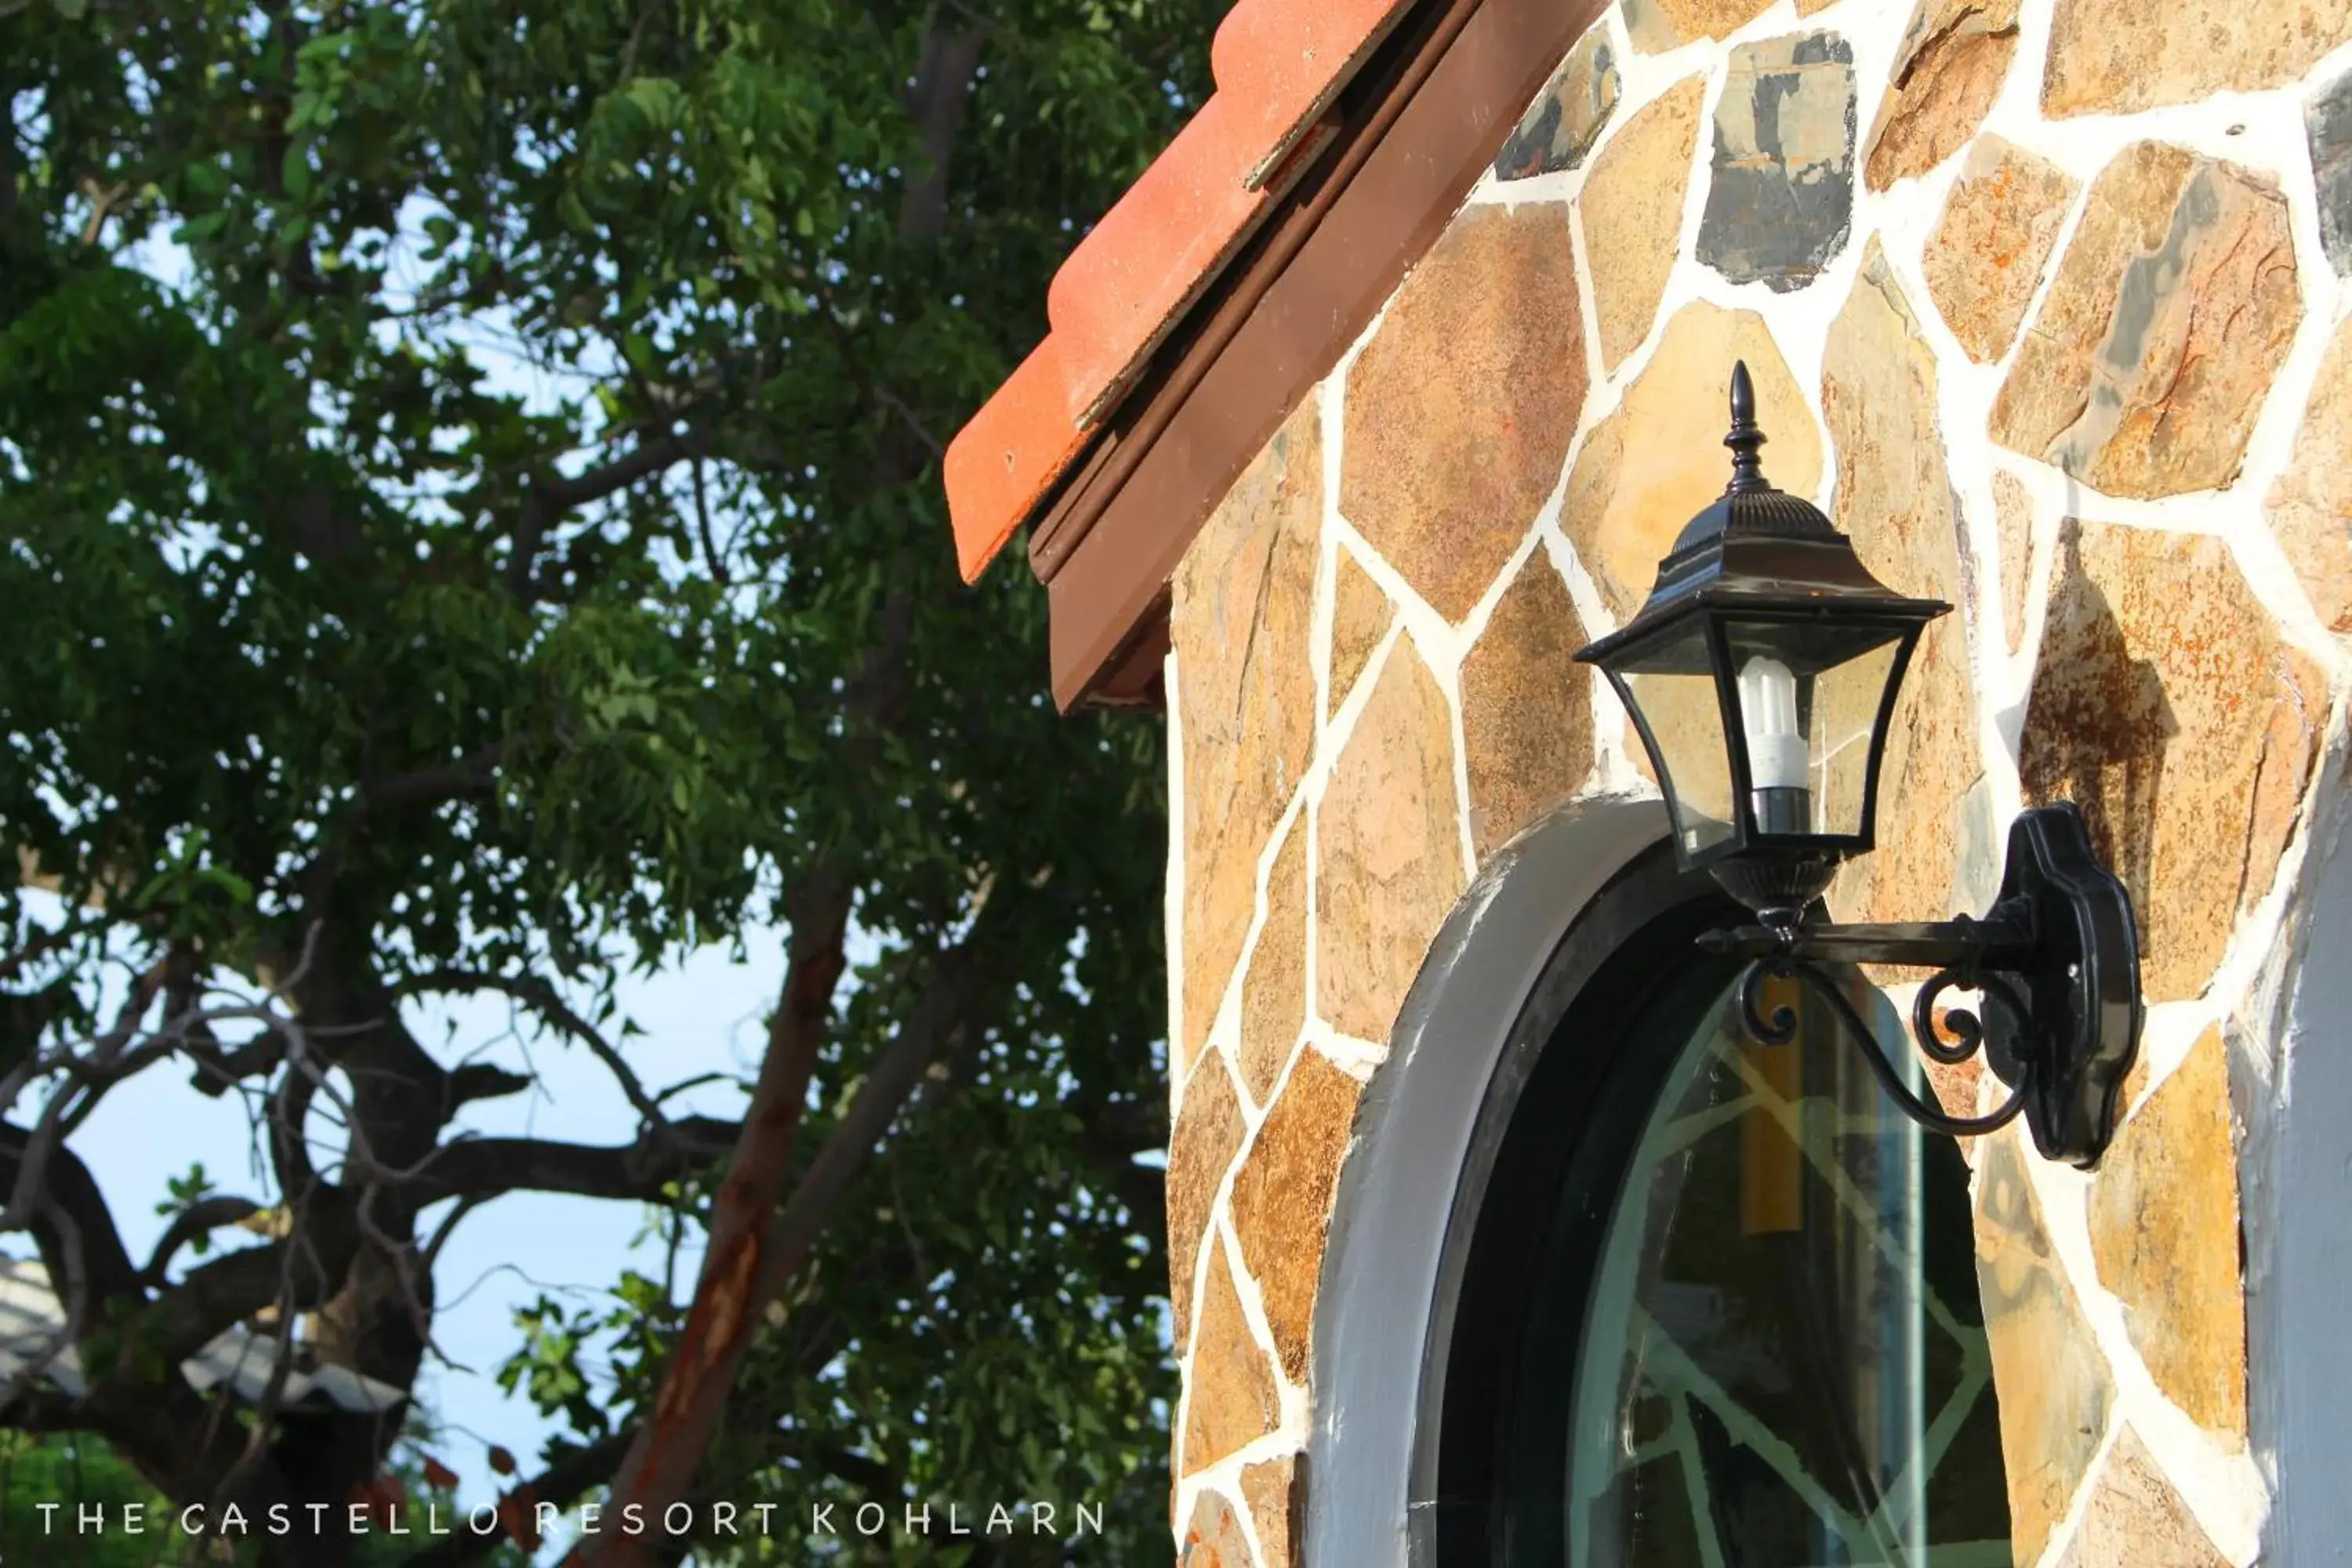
(1421, 842, 2012, 1566)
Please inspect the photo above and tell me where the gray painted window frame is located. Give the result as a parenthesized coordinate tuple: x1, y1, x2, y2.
(1303, 792, 1675, 1567)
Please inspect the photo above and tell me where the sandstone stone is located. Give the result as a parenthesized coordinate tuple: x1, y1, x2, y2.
(2020, 520, 2326, 1000)
(1698, 32, 1857, 292)
(1975, 1129, 2114, 1566)
(1864, 0, 2020, 191)
(1238, 819, 1306, 1108)
(1990, 143, 2298, 499)
(1992, 470, 2034, 653)
(2269, 315, 2352, 634)
(1581, 75, 1708, 372)
(1230, 1051, 1362, 1385)
(1923, 136, 2077, 365)
(1461, 555, 1594, 863)
(2090, 1026, 2249, 1442)
(1562, 303, 1824, 622)
(1795, 0, 1837, 10)
(2312, 70, 2352, 275)
(2045, 0, 2352, 118)
(1820, 242, 1979, 926)
(1167, 1053, 1247, 1350)
(1327, 544, 1392, 716)
(2053, 1426, 2230, 1568)
(1183, 1243, 1282, 1474)
(1178, 1487, 1255, 1568)
(1341, 205, 1587, 622)
(1174, 398, 1322, 1074)
(1495, 25, 1621, 180)
(1317, 641, 1466, 1042)
(1240, 1454, 1298, 1568)
(1621, 0, 1776, 52)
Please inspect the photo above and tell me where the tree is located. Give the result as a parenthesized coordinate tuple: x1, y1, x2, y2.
(0, 0, 1223, 1561)
(0, 1418, 529, 1565)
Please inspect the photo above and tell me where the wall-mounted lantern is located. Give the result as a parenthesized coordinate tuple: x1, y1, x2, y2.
(1574, 363, 2142, 1167)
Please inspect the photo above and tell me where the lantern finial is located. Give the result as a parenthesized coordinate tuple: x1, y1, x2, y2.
(1725, 361, 1769, 494)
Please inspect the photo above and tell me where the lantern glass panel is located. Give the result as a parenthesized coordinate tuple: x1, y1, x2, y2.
(1616, 622, 1735, 858)
(1721, 619, 1906, 842)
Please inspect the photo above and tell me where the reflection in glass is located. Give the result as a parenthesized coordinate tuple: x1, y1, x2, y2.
(1569, 969, 2013, 1566)
(1617, 623, 1734, 858)
(1719, 621, 1904, 843)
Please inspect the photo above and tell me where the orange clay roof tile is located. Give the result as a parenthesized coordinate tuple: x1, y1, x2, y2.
(943, 0, 1413, 583)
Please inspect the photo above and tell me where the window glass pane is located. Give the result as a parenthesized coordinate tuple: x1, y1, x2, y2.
(1722, 623, 1904, 840)
(1618, 626, 1733, 856)
(1806, 640, 1898, 840)
(1569, 967, 2013, 1566)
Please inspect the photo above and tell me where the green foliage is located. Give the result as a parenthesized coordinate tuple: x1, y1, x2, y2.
(2, 0, 1226, 1559)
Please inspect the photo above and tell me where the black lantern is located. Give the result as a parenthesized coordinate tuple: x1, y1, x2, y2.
(1576, 363, 2143, 1167)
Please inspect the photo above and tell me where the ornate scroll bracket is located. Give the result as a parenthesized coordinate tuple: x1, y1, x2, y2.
(1697, 803, 2143, 1167)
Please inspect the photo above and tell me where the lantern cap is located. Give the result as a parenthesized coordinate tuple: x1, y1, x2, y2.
(1574, 360, 1950, 667)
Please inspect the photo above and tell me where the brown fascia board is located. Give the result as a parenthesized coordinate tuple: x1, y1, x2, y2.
(1025, 0, 1608, 713)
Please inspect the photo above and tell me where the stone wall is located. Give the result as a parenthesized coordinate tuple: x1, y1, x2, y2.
(1161, 1, 2352, 1562)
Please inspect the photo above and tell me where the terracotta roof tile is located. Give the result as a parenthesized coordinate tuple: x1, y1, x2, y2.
(944, 0, 1413, 583)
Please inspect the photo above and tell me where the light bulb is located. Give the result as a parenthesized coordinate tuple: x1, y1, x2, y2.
(1738, 655, 1810, 833)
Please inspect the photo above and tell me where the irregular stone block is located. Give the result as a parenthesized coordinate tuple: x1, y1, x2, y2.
(1975, 1130, 2115, 1567)
(1864, 0, 2021, 191)
(1581, 74, 1708, 372)
(1167, 1052, 1246, 1349)
(1923, 136, 2078, 365)
(1178, 1486, 1254, 1567)
(1316, 640, 1465, 1042)
(1461, 554, 1594, 863)
(1325, 544, 1391, 717)
(1494, 25, 1621, 180)
(1182, 1244, 1282, 1473)
(1697, 32, 1857, 293)
(1341, 204, 1587, 623)
(1174, 397, 1321, 1073)
(2270, 317, 2352, 635)
(2020, 520, 2326, 1001)
(1240, 1454, 1298, 1568)
(2045, 0, 2352, 118)
(1822, 241, 1979, 926)
(1229, 1049, 1362, 1383)
(2311, 69, 2352, 275)
(1990, 143, 2298, 500)
(1562, 302, 1824, 622)
(2090, 1025, 2249, 1443)
(2053, 1426, 2230, 1568)
(1621, 0, 1777, 53)
(1237, 819, 1306, 1107)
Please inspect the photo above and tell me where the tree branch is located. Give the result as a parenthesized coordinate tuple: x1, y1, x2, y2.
(399, 1428, 637, 1568)
(506, 430, 707, 598)
(573, 879, 1031, 1568)
(122, 1192, 359, 1372)
(0, 1124, 143, 1314)
(755, 880, 1032, 1310)
(359, 744, 507, 813)
(390, 1118, 739, 1205)
(403, 969, 668, 1129)
(898, 27, 985, 241)
(143, 1195, 265, 1284)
